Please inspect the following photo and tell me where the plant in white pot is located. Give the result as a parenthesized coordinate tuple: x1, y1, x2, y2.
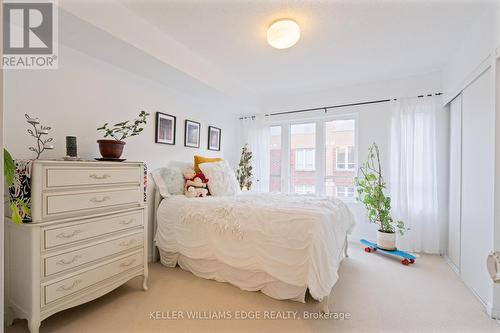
(354, 143, 407, 250)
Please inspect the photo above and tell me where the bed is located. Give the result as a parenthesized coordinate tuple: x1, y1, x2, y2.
(152, 164, 355, 310)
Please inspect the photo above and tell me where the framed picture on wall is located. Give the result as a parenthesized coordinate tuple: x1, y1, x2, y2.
(208, 126, 221, 151)
(155, 112, 176, 145)
(184, 120, 201, 148)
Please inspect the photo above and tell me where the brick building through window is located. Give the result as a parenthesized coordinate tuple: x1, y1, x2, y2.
(269, 118, 356, 200)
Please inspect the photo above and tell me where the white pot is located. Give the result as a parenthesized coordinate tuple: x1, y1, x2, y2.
(377, 230, 396, 250)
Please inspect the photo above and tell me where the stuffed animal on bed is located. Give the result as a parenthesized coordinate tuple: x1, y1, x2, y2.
(183, 168, 209, 198)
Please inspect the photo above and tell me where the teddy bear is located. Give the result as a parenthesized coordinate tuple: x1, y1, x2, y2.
(185, 186, 208, 198)
(183, 168, 209, 198)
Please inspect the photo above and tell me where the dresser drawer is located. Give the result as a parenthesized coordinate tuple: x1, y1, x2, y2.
(44, 232, 143, 276)
(44, 251, 143, 305)
(44, 211, 143, 249)
(43, 187, 141, 218)
(45, 166, 141, 188)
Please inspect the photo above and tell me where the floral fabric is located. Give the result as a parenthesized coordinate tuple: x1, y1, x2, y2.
(10, 160, 33, 222)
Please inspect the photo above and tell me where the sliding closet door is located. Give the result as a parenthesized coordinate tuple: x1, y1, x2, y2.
(461, 69, 494, 306)
(448, 95, 462, 271)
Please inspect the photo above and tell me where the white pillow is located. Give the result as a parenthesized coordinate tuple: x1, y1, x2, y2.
(151, 167, 185, 197)
(199, 161, 241, 196)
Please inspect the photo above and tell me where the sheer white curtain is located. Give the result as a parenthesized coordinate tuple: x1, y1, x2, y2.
(241, 115, 270, 192)
(390, 96, 441, 254)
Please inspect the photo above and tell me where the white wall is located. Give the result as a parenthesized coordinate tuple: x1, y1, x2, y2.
(259, 71, 443, 114)
(4, 43, 240, 260)
(443, 8, 500, 98)
(58, 1, 257, 107)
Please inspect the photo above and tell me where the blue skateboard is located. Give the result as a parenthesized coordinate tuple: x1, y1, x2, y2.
(360, 239, 416, 266)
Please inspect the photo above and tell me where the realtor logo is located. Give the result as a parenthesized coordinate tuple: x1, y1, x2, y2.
(2, 0, 58, 69)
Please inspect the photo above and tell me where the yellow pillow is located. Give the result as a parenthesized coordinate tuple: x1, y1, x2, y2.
(194, 155, 223, 174)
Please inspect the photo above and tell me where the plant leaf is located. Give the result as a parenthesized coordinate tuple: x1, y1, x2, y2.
(10, 202, 22, 224)
(4, 148, 15, 187)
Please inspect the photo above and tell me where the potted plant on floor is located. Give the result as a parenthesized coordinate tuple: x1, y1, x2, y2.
(354, 143, 407, 250)
(97, 111, 150, 159)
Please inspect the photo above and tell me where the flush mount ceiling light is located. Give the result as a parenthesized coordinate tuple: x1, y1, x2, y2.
(267, 19, 301, 49)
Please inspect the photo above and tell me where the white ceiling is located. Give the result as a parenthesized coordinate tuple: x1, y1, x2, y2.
(121, 0, 493, 100)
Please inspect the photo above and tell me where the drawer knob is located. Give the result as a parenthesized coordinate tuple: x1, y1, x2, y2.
(120, 259, 136, 268)
(89, 174, 111, 180)
(89, 196, 111, 203)
(56, 229, 83, 239)
(119, 219, 135, 226)
(56, 279, 82, 292)
(119, 239, 136, 247)
(56, 255, 82, 266)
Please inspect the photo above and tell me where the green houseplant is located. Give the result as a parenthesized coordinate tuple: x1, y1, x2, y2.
(97, 111, 150, 159)
(4, 149, 30, 224)
(236, 144, 253, 190)
(354, 143, 406, 250)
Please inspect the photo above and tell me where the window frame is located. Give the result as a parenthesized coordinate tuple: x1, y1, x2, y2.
(295, 148, 315, 171)
(269, 125, 283, 192)
(336, 185, 356, 198)
(335, 146, 356, 171)
(294, 184, 316, 195)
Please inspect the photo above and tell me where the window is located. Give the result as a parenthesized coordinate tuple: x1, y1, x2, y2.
(269, 117, 357, 200)
(295, 149, 315, 171)
(325, 119, 356, 198)
(290, 123, 316, 194)
(336, 186, 355, 198)
(294, 184, 315, 195)
(336, 147, 355, 170)
(269, 126, 282, 192)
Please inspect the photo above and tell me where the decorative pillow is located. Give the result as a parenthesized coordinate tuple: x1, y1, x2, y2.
(199, 161, 240, 196)
(194, 155, 223, 173)
(151, 167, 185, 197)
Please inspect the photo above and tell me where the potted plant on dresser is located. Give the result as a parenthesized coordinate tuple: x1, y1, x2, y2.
(96, 111, 150, 160)
(355, 143, 407, 250)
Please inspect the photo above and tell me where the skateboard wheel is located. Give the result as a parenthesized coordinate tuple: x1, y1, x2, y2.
(401, 259, 409, 266)
(364, 247, 371, 253)
(372, 248, 377, 251)
(409, 259, 415, 264)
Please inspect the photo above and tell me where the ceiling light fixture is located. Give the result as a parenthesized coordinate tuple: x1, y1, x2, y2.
(267, 19, 300, 49)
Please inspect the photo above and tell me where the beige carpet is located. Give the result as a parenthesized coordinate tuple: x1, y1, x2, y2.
(6, 241, 500, 333)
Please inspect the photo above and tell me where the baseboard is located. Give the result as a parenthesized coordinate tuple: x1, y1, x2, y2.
(489, 304, 500, 319)
(443, 255, 460, 275)
(464, 282, 495, 319)
(443, 255, 498, 319)
(489, 285, 500, 319)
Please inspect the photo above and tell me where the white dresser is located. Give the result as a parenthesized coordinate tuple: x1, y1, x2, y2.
(5, 160, 148, 333)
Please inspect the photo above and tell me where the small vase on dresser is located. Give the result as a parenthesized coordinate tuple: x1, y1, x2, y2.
(5, 160, 148, 333)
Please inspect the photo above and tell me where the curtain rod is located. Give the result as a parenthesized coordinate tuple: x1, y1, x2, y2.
(239, 92, 443, 120)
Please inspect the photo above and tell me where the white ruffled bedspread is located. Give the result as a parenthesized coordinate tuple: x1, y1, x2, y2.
(155, 192, 355, 301)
